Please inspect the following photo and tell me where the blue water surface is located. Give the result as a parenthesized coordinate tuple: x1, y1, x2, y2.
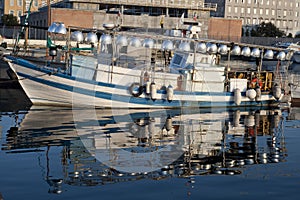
(0, 106, 300, 200)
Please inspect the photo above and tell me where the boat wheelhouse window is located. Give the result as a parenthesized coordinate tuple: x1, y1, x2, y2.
(170, 53, 189, 73)
(173, 54, 183, 66)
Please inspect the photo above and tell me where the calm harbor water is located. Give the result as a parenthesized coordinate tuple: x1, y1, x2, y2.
(1, 86, 300, 200)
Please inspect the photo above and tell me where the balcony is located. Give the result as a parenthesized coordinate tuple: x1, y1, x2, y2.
(67, 0, 217, 11)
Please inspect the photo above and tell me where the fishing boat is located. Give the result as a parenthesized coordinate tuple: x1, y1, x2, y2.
(2, 23, 290, 109)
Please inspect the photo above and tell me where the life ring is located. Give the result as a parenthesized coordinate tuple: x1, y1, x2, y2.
(129, 82, 143, 97)
(250, 78, 263, 89)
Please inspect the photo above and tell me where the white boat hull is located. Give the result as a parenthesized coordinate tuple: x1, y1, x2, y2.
(7, 57, 281, 109)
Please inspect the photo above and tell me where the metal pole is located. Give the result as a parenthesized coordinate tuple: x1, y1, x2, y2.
(23, 0, 28, 49)
(46, 0, 51, 57)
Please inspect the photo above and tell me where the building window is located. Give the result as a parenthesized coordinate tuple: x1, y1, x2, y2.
(34, 0, 38, 7)
(260, 8, 263, 15)
(247, 0, 251, 4)
(260, 0, 263, 5)
(17, 10, 22, 17)
(254, 8, 257, 14)
(277, 20, 280, 27)
(283, 10, 287, 16)
(228, 6, 232, 13)
(296, 12, 299, 17)
(278, 1, 281, 6)
(234, 6, 238, 13)
(283, 20, 286, 27)
(272, 9, 275, 16)
(266, 0, 269, 5)
(9, 10, 14, 15)
(241, 7, 244, 13)
(247, 18, 251, 24)
(247, 8, 251, 14)
(266, 9, 269, 15)
(10, 0, 14, 6)
(17, 0, 22, 6)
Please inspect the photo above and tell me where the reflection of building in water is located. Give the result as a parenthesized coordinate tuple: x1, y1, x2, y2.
(2, 107, 286, 192)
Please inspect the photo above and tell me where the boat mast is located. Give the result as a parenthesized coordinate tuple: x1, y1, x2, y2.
(46, 0, 51, 57)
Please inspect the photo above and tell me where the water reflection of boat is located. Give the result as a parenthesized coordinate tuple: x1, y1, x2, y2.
(288, 72, 300, 106)
(2, 106, 286, 193)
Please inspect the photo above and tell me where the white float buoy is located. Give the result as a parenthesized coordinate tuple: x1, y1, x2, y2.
(166, 85, 174, 102)
(145, 81, 151, 95)
(233, 110, 240, 127)
(246, 89, 257, 100)
(273, 85, 281, 100)
(255, 87, 261, 101)
(165, 116, 172, 131)
(148, 120, 155, 135)
(245, 115, 255, 127)
(234, 88, 241, 105)
(150, 82, 157, 100)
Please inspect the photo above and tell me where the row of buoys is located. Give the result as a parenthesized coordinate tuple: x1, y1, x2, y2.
(234, 85, 281, 105)
(98, 33, 288, 60)
(129, 81, 174, 102)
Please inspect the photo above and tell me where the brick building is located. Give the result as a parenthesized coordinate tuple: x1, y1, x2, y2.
(13, 0, 241, 42)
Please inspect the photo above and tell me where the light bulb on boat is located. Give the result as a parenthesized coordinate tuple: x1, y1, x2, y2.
(178, 42, 190, 52)
(71, 31, 84, 42)
(218, 44, 228, 55)
(48, 22, 58, 33)
(207, 43, 218, 54)
(251, 48, 260, 57)
(276, 51, 286, 60)
(86, 32, 98, 44)
(241, 46, 251, 57)
(231, 45, 241, 55)
(116, 35, 128, 46)
(100, 34, 112, 45)
(196, 42, 207, 53)
(142, 38, 154, 48)
(162, 40, 174, 50)
(264, 49, 274, 59)
(55, 22, 67, 35)
(129, 37, 142, 47)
